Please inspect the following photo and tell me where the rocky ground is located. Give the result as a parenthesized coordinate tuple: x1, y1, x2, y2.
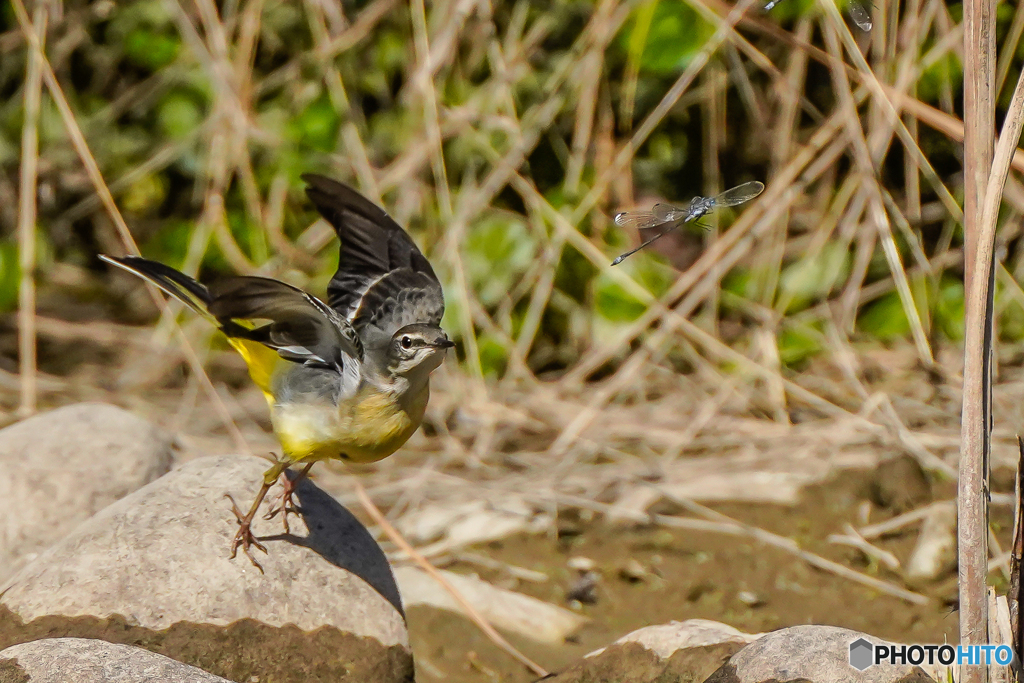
(0, 401, 1011, 682)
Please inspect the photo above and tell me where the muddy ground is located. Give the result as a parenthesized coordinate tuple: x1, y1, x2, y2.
(405, 464, 1014, 683)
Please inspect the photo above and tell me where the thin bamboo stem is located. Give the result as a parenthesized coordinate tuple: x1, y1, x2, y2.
(960, 0, 998, 674)
(16, 5, 47, 418)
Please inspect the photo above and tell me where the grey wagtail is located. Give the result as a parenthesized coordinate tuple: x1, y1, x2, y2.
(100, 174, 452, 571)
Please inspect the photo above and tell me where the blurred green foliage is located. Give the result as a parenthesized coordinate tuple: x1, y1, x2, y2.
(0, 0, 1010, 377)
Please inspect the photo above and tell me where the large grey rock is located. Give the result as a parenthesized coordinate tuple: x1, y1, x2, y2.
(0, 403, 174, 581)
(0, 638, 230, 682)
(547, 620, 757, 683)
(0, 455, 412, 683)
(703, 625, 937, 683)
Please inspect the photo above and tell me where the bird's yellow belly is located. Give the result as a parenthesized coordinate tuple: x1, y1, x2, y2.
(271, 385, 428, 464)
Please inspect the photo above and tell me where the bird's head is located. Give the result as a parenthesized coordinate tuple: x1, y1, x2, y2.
(386, 323, 454, 379)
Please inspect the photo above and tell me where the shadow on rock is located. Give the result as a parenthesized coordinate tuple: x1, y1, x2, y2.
(264, 471, 404, 618)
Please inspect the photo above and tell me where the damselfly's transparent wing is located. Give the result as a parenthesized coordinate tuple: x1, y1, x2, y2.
(611, 204, 691, 265)
(614, 211, 664, 231)
(848, 1, 872, 30)
(651, 203, 690, 224)
(711, 181, 766, 207)
(763, 0, 784, 10)
(614, 203, 688, 230)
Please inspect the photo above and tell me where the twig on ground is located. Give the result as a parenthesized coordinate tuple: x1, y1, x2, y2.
(827, 523, 901, 571)
(646, 486, 929, 605)
(354, 483, 549, 678)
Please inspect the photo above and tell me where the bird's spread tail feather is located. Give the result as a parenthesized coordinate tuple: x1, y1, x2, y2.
(100, 254, 280, 397)
(99, 255, 212, 319)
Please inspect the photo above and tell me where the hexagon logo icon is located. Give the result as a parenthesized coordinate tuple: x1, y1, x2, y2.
(849, 637, 874, 671)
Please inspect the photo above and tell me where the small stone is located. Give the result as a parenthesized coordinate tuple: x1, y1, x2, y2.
(737, 591, 763, 607)
(566, 570, 600, 605)
(568, 556, 596, 572)
(619, 559, 648, 582)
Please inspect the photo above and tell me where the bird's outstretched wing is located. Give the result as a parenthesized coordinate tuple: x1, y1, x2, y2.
(100, 255, 362, 371)
(207, 275, 364, 368)
(303, 174, 445, 338)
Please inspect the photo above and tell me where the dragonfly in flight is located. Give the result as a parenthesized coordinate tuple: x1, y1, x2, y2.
(611, 180, 765, 266)
(763, 0, 872, 31)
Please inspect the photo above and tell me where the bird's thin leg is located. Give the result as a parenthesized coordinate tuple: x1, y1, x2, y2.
(226, 460, 289, 573)
(263, 462, 315, 534)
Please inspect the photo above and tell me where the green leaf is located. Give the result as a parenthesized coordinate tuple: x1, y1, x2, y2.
(0, 241, 20, 313)
(122, 174, 167, 214)
(463, 212, 537, 307)
(124, 30, 180, 70)
(857, 291, 910, 340)
(477, 333, 509, 378)
(778, 241, 851, 313)
(594, 276, 647, 323)
(289, 94, 340, 152)
(934, 277, 964, 341)
(617, 0, 714, 76)
(722, 267, 756, 301)
(142, 220, 194, 267)
(157, 91, 203, 140)
(778, 323, 822, 368)
(592, 258, 671, 323)
(918, 52, 963, 104)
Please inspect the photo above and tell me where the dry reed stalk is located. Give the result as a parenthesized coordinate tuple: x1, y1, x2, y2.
(301, 0, 380, 199)
(821, 21, 933, 366)
(572, 0, 760, 224)
(820, 0, 963, 225)
(1010, 437, 1023, 665)
(700, 64, 726, 343)
(354, 483, 549, 678)
(760, 18, 811, 311)
(997, 3, 1024, 98)
(564, 20, 605, 195)
(961, 13, 1024, 679)
(619, 0, 656, 134)
(16, 4, 47, 418)
(9, 0, 252, 456)
(899, 0, 927, 228)
(437, 0, 625, 387)
(410, 0, 454, 219)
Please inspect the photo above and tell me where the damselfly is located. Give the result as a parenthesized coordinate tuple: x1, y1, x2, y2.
(763, 0, 872, 31)
(611, 180, 764, 265)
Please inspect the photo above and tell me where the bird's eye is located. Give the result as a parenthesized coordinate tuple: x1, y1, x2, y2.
(401, 336, 412, 349)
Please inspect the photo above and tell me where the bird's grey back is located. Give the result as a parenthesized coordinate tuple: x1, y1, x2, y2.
(302, 174, 445, 340)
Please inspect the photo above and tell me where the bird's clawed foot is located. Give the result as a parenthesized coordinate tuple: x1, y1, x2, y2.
(263, 474, 302, 534)
(226, 493, 267, 573)
(262, 463, 313, 534)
